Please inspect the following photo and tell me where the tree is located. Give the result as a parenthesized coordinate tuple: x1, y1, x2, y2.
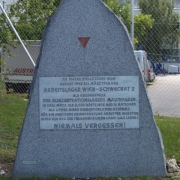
(103, 0, 154, 46)
(0, 12, 15, 52)
(0, 0, 154, 53)
(0, 0, 62, 51)
(139, 0, 180, 61)
(9, 0, 62, 40)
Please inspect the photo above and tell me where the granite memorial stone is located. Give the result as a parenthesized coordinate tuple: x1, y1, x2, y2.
(13, 0, 166, 178)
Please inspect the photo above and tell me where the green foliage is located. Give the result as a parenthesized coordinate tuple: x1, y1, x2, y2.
(134, 14, 154, 45)
(139, 0, 180, 61)
(104, 0, 180, 59)
(104, 0, 127, 17)
(155, 115, 180, 160)
(0, 58, 4, 76)
(0, 81, 28, 162)
(103, 0, 131, 30)
(8, 0, 62, 40)
(103, 0, 154, 46)
(0, 0, 62, 52)
(0, 13, 16, 52)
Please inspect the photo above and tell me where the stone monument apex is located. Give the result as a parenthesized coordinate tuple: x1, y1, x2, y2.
(13, 0, 166, 178)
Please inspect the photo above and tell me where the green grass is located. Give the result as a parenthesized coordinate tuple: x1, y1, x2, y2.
(0, 80, 179, 179)
(0, 82, 28, 162)
(155, 116, 180, 160)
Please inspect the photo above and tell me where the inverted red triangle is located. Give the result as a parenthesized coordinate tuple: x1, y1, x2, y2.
(78, 37, 90, 48)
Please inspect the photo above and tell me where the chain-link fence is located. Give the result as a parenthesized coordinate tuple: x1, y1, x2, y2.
(0, 0, 180, 117)
(0, 0, 62, 93)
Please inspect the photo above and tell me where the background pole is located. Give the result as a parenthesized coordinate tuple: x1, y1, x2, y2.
(131, 0, 134, 48)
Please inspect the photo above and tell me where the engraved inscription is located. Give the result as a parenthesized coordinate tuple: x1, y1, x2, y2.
(39, 76, 139, 129)
(23, 161, 37, 165)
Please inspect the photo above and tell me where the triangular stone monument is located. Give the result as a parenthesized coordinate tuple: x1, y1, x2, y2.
(13, 0, 166, 178)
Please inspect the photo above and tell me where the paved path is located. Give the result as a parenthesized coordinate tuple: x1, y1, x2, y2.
(147, 74, 180, 117)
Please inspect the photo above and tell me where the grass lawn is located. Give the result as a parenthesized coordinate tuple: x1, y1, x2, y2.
(0, 80, 180, 179)
(156, 116, 180, 161)
(0, 82, 28, 162)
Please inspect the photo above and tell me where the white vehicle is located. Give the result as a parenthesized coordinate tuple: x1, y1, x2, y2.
(1, 41, 40, 93)
(134, 50, 155, 82)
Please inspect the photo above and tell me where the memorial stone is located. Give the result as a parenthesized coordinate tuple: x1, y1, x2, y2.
(13, 0, 166, 178)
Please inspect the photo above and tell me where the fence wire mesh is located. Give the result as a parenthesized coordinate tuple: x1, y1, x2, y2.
(0, 0, 180, 118)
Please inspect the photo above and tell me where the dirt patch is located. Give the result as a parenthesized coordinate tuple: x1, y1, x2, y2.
(0, 162, 13, 177)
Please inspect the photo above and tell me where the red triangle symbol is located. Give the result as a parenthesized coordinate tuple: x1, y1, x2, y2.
(78, 37, 90, 48)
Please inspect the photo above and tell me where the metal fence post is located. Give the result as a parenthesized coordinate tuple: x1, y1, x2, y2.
(131, 0, 134, 48)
